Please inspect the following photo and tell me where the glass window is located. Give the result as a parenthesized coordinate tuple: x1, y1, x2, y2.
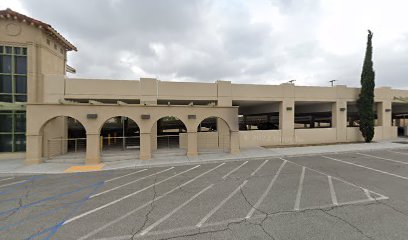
(14, 56, 27, 74)
(0, 75, 12, 93)
(14, 113, 26, 132)
(14, 47, 21, 55)
(0, 46, 3, 54)
(0, 113, 13, 132)
(0, 55, 12, 73)
(15, 76, 27, 94)
(22, 48, 27, 55)
(14, 134, 26, 152)
(0, 134, 12, 152)
(15, 95, 27, 102)
(0, 95, 12, 103)
(5, 47, 12, 54)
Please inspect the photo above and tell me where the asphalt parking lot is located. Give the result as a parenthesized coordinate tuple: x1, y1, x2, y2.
(1, 148, 408, 240)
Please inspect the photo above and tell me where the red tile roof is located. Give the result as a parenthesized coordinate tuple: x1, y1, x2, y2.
(0, 8, 77, 51)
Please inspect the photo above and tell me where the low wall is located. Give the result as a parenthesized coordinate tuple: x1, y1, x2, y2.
(347, 126, 398, 142)
(180, 132, 229, 149)
(295, 128, 337, 145)
(239, 130, 282, 147)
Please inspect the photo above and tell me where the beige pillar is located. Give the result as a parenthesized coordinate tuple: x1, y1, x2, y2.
(25, 134, 43, 165)
(86, 133, 101, 165)
(230, 131, 240, 154)
(140, 132, 152, 160)
(280, 100, 295, 145)
(377, 101, 393, 139)
(151, 122, 157, 150)
(187, 132, 198, 157)
(216, 80, 232, 107)
(332, 100, 347, 142)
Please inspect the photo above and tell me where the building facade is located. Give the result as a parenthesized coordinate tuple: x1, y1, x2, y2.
(1, 9, 408, 165)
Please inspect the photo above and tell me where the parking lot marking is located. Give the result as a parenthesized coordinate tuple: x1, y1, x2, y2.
(294, 166, 306, 211)
(245, 160, 287, 219)
(322, 155, 408, 180)
(387, 150, 408, 155)
(0, 180, 26, 189)
(77, 163, 226, 240)
(0, 177, 14, 183)
(104, 169, 148, 183)
(63, 165, 200, 225)
(90, 167, 174, 198)
(328, 176, 338, 205)
(222, 161, 248, 179)
(140, 184, 214, 236)
(356, 153, 408, 165)
(250, 160, 269, 176)
(197, 180, 248, 227)
(363, 189, 374, 200)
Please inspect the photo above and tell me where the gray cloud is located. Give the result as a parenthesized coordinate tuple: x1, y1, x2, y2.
(14, 0, 408, 88)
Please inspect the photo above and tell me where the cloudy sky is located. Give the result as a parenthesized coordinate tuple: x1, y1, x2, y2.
(2, 0, 408, 88)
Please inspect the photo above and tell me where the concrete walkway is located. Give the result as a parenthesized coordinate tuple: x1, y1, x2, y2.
(1, 138, 407, 175)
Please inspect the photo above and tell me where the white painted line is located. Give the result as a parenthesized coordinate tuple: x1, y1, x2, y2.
(0, 180, 26, 189)
(196, 180, 248, 227)
(250, 160, 269, 176)
(140, 184, 213, 236)
(0, 177, 14, 183)
(222, 161, 248, 179)
(294, 166, 306, 211)
(356, 153, 408, 165)
(90, 167, 174, 198)
(328, 176, 338, 205)
(322, 155, 408, 180)
(363, 189, 374, 200)
(64, 165, 200, 225)
(77, 163, 226, 240)
(245, 160, 287, 219)
(387, 150, 408, 155)
(280, 157, 389, 200)
(105, 169, 148, 183)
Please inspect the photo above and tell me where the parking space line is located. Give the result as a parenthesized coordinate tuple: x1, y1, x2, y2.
(0, 177, 14, 183)
(294, 166, 306, 211)
(140, 184, 213, 236)
(245, 160, 287, 219)
(104, 169, 148, 183)
(196, 180, 248, 227)
(90, 167, 174, 198)
(363, 189, 374, 200)
(0, 180, 26, 189)
(327, 176, 338, 205)
(63, 165, 200, 225)
(250, 160, 269, 176)
(356, 153, 408, 165)
(387, 150, 408, 155)
(77, 163, 226, 240)
(222, 161, 248, 179)
(322, 155, 408, 180)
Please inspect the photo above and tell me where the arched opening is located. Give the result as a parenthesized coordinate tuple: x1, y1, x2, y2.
(153, 116, 187, 152)
(100, 116, 140, 160)
(197, 117, 231, 152)
(41, 116, 86, 163)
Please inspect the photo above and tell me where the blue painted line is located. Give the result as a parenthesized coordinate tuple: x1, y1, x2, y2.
(0, 180, 102, 217)
(25, 181, 105, 240)
(0, 175, 45, 196)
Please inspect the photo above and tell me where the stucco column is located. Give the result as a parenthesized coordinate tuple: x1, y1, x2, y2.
(332, 100, 347, 142)
(377, 101, 393, 139)
(187, 131, 198, 157)
(230, 131, 240, 154)
(25, 134, 43, 165)
(151, 122, 157, 150)
(86, 133, 101, 165)
(140, 133, 152, 160)
(279, 100, 295, 145)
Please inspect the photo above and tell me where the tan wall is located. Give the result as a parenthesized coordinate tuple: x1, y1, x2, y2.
(180, 132, 220, 149)
(295, 128, 337, 144)
(239, 130, 282, 148)
(42, 116, 67, 158)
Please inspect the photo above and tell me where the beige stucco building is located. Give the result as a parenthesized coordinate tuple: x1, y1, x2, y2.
(1, 8, 408, 165)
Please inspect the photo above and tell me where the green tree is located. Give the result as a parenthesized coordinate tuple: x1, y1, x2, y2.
(357, 30, 375, 142)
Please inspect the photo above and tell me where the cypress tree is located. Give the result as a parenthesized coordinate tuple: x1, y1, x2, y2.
(357, 30, 375, 142)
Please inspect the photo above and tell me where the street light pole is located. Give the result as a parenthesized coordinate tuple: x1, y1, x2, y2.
(329, 80, 337, 87)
